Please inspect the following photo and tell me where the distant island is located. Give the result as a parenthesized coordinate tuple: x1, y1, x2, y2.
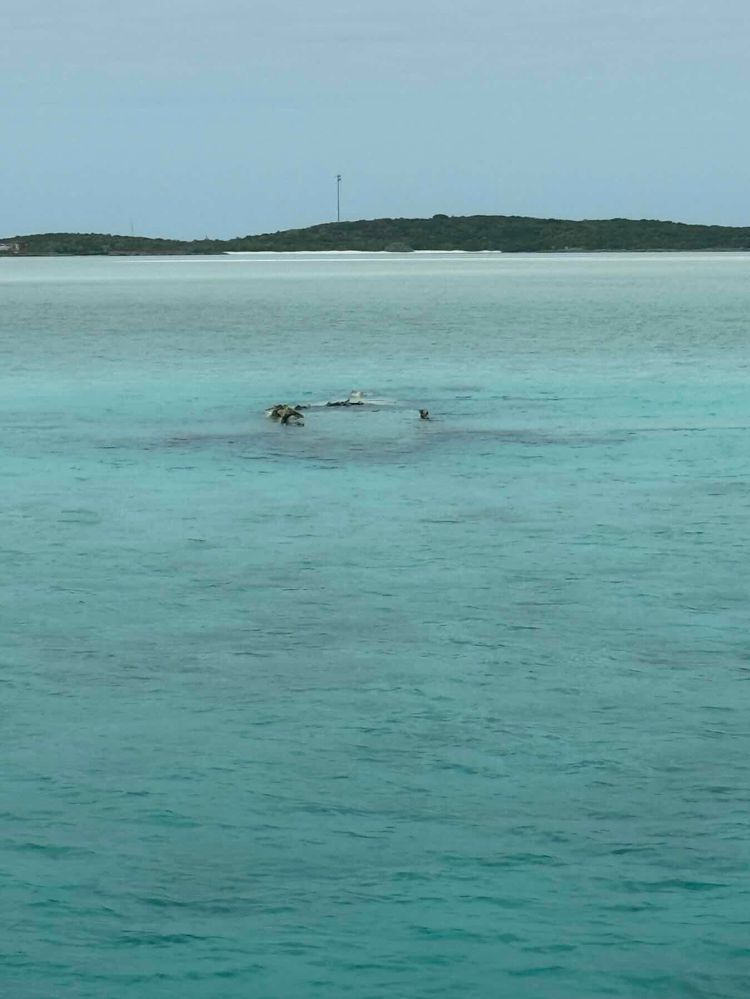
(3, 215, 750, 255)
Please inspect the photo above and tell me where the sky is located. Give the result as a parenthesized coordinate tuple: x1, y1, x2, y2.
(2, 0, 749, 238)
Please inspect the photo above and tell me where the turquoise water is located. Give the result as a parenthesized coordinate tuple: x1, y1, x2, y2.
(1, 252, 749, 998)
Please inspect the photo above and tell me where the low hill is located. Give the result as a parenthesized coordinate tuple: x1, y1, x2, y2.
(0, 232, 200, 255)
(4, 215, 750, 255)
(225, 215, 750, 252)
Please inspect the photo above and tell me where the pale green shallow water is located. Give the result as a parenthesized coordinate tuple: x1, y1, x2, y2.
(1, 252, 749, 998)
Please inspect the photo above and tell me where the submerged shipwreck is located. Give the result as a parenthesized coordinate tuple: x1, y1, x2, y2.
(265, 392, 429, 426)
(266, 391, 366, 425)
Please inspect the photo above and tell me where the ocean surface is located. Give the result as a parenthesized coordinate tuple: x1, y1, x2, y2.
(1, 251, 749, 998)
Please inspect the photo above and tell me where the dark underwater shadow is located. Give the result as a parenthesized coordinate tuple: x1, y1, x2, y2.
(108, 421, 631, 469)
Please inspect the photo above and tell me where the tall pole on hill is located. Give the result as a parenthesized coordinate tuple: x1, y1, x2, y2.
(336, 174, 341, 223)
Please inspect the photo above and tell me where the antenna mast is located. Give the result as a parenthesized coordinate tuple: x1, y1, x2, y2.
(336, 174, 341, 223)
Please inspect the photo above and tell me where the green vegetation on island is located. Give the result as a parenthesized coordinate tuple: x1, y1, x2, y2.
(4, 215, 750, 255)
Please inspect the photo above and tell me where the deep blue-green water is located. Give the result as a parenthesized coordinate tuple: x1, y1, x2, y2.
(1, 252, 749, 998)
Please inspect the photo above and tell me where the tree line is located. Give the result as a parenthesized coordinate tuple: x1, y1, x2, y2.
(6, 215, 750, 255)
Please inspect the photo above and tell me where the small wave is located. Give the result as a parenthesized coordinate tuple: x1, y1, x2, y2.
(5, 840, 95, 858)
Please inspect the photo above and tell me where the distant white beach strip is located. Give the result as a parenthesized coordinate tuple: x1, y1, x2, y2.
(122, 251, 750, 265)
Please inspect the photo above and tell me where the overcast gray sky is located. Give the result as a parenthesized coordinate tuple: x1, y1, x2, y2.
(3, 0, 749, 238)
